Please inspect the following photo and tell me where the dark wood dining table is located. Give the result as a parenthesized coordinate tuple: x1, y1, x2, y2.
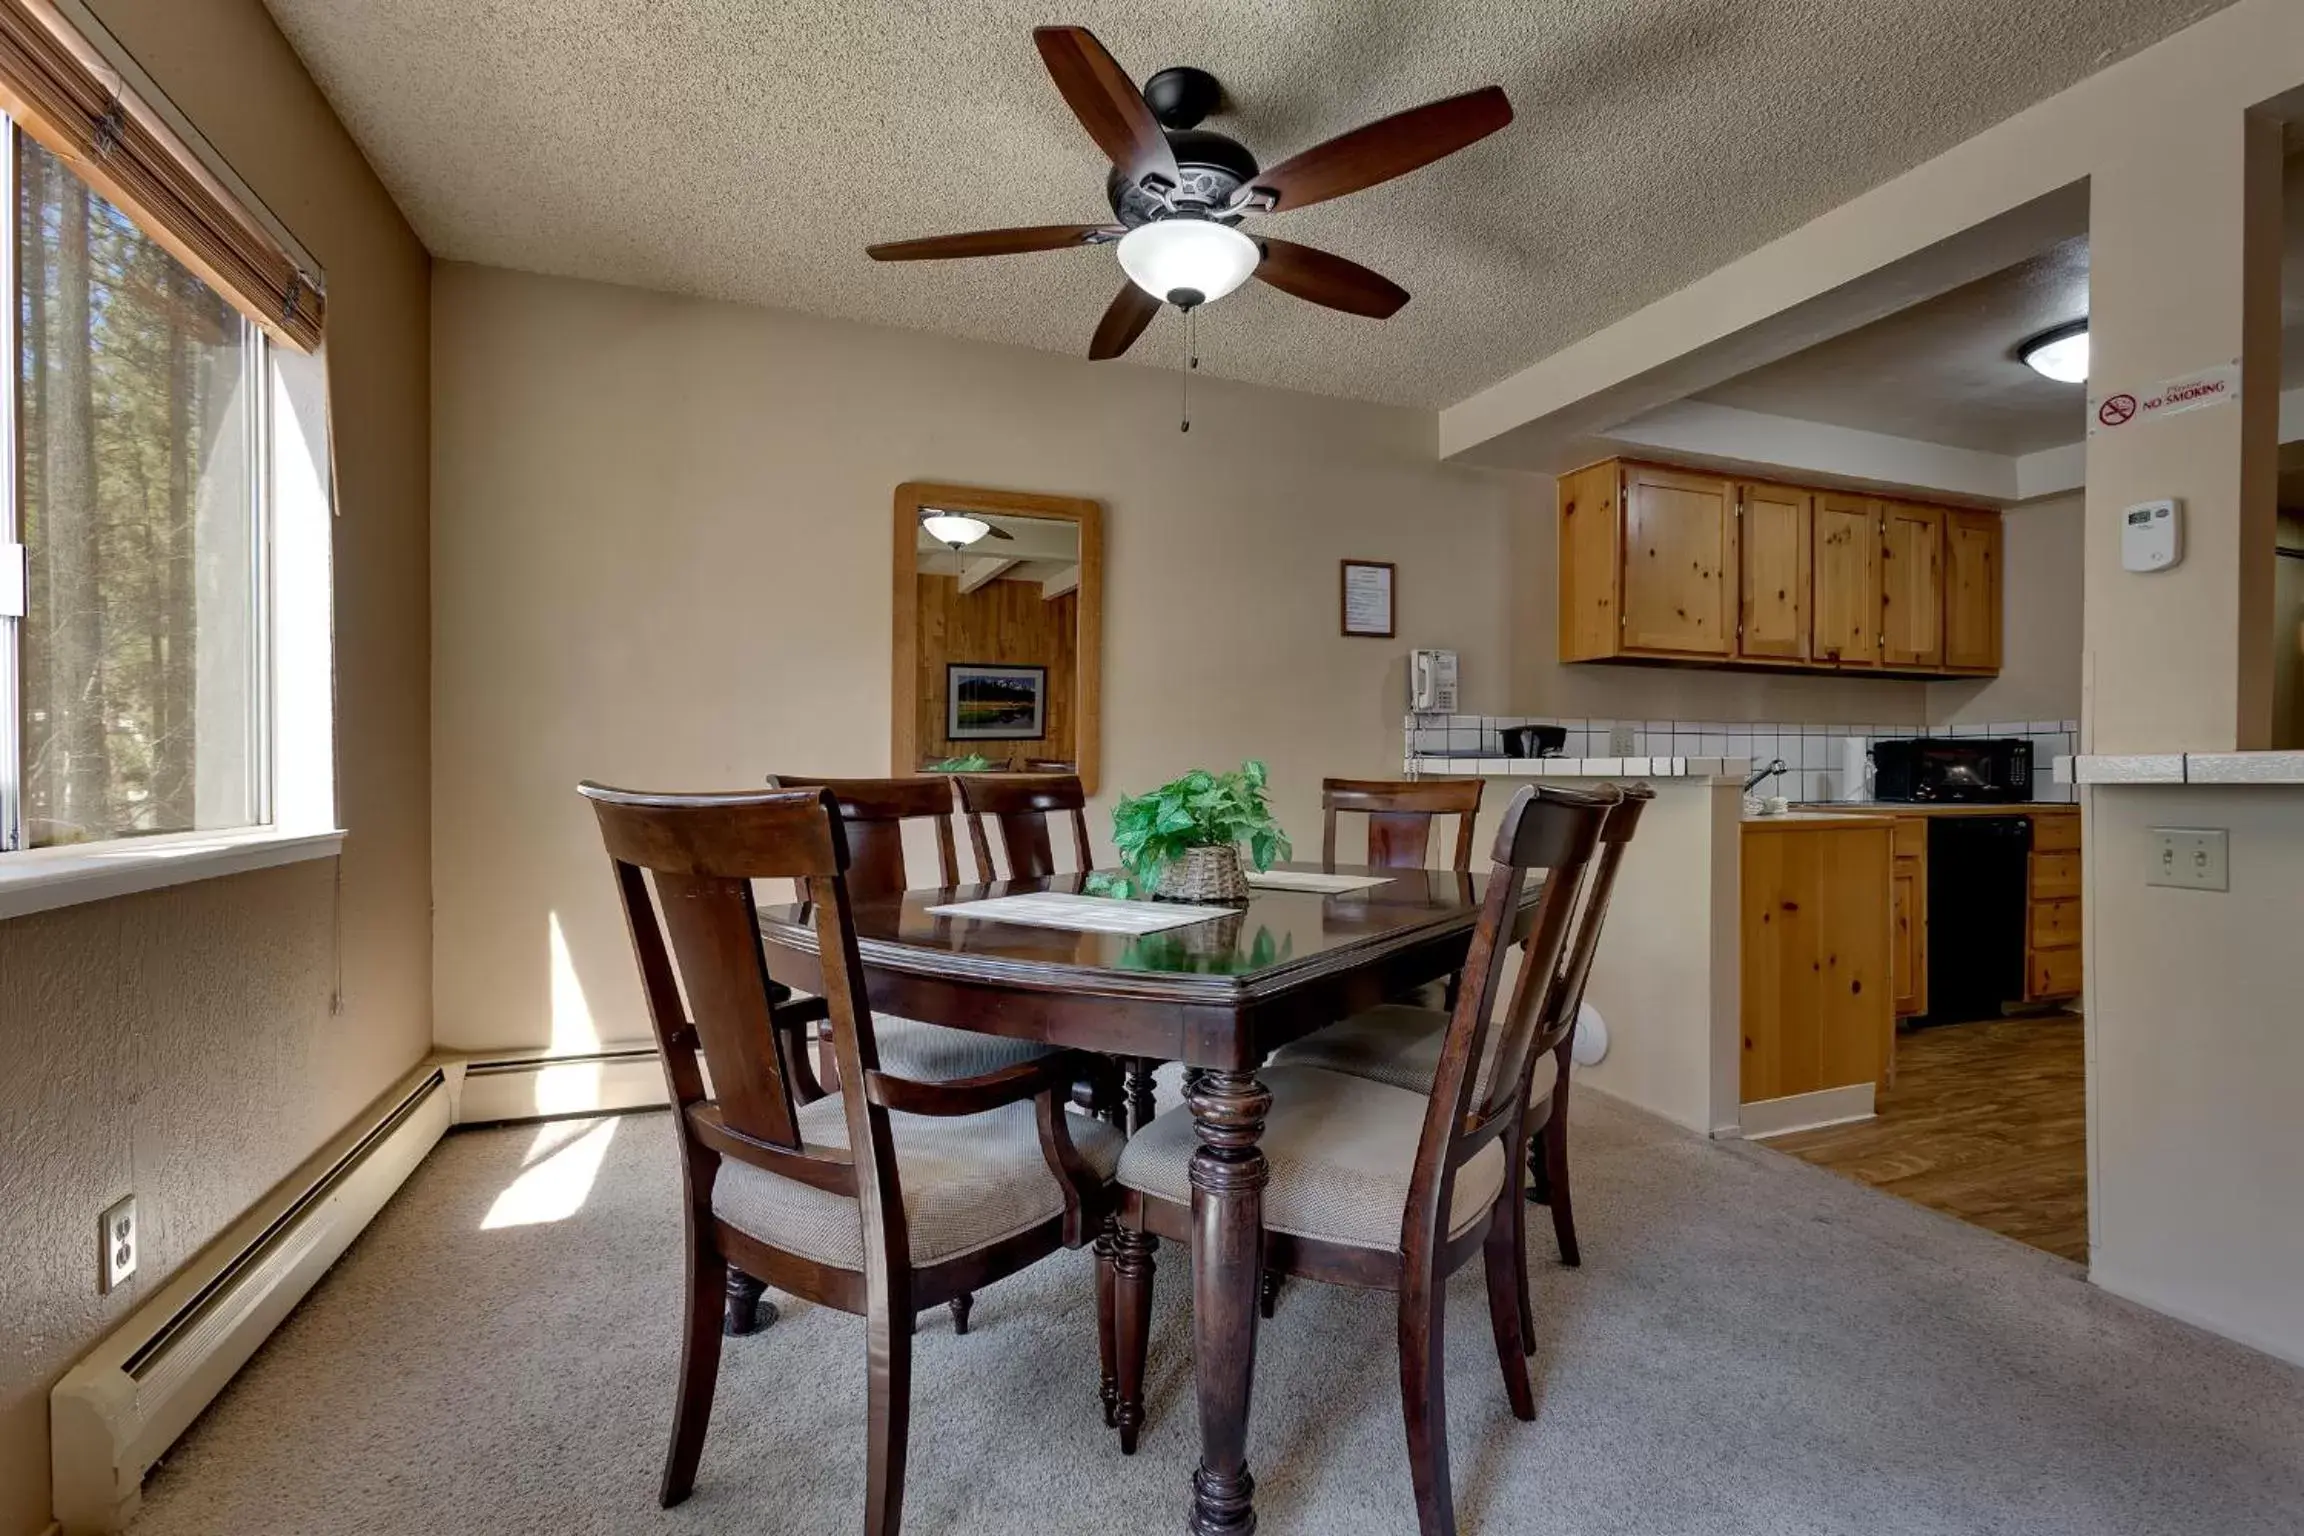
(755, 863, 1529, 1536)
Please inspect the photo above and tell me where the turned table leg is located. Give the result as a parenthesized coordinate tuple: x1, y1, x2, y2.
(1187, 1066, 1270, 1535)
(1124, 1056, 1159, 1137)
(724, 1268, 777, 1335)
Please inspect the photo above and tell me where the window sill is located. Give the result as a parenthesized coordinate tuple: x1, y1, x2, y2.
(0, 826, 345, 922)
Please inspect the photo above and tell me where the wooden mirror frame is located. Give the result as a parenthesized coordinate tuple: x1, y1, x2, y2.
(893, 481, 1105, 794)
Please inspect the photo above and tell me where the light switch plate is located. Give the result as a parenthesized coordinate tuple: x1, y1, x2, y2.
(2148, 827, 2228, 891)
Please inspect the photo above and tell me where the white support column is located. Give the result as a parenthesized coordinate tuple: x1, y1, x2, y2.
(2082, 109, 2284, 753)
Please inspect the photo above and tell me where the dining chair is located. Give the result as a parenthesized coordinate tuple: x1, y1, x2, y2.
(1102, 784, 1610, 1536)
(952, 771, 1094, 885)
(1321, 776, 1487, 872)
(1271, 784, 1652, 1324)
(580, 783, 1121, 1532)
(767, 773, 1070, 1336)
(952, 766, 1141, 1428)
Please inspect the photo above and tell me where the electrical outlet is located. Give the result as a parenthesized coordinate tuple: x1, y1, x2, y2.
(99, 1194, 136, 1293)
(2148, 827, 2229, 891)
(1609, 723, 1637, 756)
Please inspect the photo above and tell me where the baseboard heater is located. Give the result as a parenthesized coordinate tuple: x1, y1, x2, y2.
(49, 1064, 452, 1534)
(452, 1042, 668, 1125)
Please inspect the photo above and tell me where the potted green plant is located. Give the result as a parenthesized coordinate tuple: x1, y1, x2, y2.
(1093, 760, 1292, 902)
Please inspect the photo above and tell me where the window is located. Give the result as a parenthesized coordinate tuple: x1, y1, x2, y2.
(12, 131, 265, 847)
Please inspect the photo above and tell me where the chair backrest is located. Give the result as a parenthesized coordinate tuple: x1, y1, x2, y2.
(953, 772, 1093, 882)
(581, 783, 888, 1201)
(765, 775, 959, 897)
(1540, 784, 1655, 1059)
(1402, 783, 1613, 1258)
(1321, 777, 1486, 872)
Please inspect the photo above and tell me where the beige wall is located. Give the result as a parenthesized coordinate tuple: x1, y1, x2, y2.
(1930, 492, 2084, 725)
(2085, 785, 2304, 1362)
(429, 263, 1513, 1054)
(0, 4, 432, 1531)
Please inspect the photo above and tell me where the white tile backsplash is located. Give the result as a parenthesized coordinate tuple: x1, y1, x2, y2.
(1404, 712, 2085, 803)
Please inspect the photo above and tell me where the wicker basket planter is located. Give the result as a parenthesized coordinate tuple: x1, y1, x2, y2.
(1151, 844, 1250, 903)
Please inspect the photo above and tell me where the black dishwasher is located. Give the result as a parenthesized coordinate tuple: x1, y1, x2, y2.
(1918, 816, 2032, 1028)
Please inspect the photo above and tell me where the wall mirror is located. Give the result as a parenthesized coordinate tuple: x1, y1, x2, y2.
(893, 481, 1104, 792)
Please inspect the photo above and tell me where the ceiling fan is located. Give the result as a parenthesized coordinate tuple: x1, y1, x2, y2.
(919, 507, 1013, 549)
(866, 26, 1513, 360)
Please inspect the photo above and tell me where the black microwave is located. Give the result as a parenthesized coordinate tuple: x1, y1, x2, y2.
(1870, 737, 2033, 803)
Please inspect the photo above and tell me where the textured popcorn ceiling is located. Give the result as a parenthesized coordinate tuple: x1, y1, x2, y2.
(260, 0, 2237, 409)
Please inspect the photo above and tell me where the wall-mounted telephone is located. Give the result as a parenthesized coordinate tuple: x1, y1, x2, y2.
(1409, 649, 1458, 712)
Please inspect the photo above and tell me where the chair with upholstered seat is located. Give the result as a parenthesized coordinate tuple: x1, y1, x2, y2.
(1273, 784, 1652, 1302)
(1102, 784, 1611, 1536)
(581, 782, 1119, 1532)
(768, 775, 1064, 1091)
(764, 774, 1072, 1336)
(952, 771, 1094, 885)
(1321, 776, 1486, 872)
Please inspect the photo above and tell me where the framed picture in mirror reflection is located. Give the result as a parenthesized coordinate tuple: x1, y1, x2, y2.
(946, 663, 1047, 740)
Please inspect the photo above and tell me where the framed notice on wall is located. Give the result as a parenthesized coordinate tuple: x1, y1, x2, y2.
(1340, 559, 1395, 638)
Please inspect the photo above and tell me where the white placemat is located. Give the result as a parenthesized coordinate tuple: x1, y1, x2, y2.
(1243, 870, 1394, 894)
(924, 891, 1236, 934)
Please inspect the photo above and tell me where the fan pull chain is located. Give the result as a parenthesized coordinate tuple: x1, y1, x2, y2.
(1180, 306, 1199, 433)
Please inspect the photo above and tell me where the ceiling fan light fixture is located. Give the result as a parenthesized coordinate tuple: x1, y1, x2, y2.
(2019, 319, 2090, 384)
(921, 510, 992, 547)
(1117, 218, 1259, 308)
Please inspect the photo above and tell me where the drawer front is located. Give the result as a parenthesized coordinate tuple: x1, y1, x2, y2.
(1892, 816, 1927, 858)
(2030, 813, 2080, 853)
(2030, 945, 2082, 999)
(2030, 851, 2081, 899)
(2031, 896, 2082, 949)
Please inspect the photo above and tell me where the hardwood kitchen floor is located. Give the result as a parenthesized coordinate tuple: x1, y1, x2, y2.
(1767, 1012, 2088, 1262)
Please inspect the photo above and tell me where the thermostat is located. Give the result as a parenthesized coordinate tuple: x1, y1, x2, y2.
(2122, 498, 2182, 572)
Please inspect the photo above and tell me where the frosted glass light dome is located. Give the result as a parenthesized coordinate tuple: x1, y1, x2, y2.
(1117, 218, 1259, 307)
(2019, 321, 2089, 384)
(921, 511, 991, 546)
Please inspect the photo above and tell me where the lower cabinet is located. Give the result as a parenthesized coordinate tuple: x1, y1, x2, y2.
(2024, 810, 2083, 1002)
(1741, 818, 1894, 1106)
(1890, 816, 1928, 1028)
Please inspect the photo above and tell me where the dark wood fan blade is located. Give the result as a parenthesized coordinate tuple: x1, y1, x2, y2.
(1089, 283, 1160, 360)
(867, 225, 1120, 261)
(1033, 26, 1180, 189)
(1254, 237, 1409, 318)
(1243, 86, 1512, 213)
(984, 524, 1015, 540)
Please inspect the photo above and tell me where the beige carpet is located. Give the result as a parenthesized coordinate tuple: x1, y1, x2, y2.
(129, 1093, 2304, 1535)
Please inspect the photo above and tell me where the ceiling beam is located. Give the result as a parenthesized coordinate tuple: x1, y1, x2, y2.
(1041, 564, 1080, 600)
(957, 556, 1020, 594)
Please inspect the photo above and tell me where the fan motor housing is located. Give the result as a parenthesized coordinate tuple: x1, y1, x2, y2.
(1106, 129, 1258, 226)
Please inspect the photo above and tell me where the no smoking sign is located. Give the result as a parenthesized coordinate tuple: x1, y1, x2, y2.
(2088, 362, 2240, 436)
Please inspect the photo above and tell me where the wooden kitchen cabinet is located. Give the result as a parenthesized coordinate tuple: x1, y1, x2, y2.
(2024, 809, 2082, 1003)
(1556, 458, 1999, 679)
(1880, 501, 1946, 668)
(1738, 481, 1812, 661)
(1741, 818, 1894, 1106)
(1890, 815, 1928, 1024)
(1942, 508, 2004, 673)
(1620, 463, 1737, 656)
(1812, 491, 1883, 666)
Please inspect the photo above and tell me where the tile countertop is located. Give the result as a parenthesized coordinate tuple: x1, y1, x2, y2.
(1742, 811, 1892, 830)
(2057, 751, 2304, 785)
(1787, 802, 2079, 817)
(1408, 755, 1751, 781)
